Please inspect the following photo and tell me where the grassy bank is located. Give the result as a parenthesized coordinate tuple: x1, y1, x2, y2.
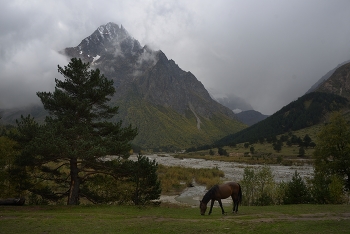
(158, 165, 224, 194)
(178, 142, 314, 166)
(1, 204, 349, 233)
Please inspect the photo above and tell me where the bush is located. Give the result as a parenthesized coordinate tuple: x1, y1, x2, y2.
(254, 192, 273, 206)
(209, 149, 215, 155)
(283, 171, 311, 204)
(217, 147, 228, 156)
(129, 154, 161, 205)
(240, 165, 275, 206)
(309, 172, 346, 204)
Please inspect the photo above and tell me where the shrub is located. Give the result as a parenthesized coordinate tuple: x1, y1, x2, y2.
(283, 171, 311, 204)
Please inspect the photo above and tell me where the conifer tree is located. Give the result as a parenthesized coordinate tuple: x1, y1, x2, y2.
(13, 58, 138, 205)
(128, 154, 161, 205)
(283, 171, 311, 204)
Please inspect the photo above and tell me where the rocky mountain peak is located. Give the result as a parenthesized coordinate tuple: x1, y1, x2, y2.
(61, 22, 243, 148)
(63, 22, 142, 64)
(63, 22, 237, 120)
(93, 22, 133, 46)
(0, 22, 247, 150)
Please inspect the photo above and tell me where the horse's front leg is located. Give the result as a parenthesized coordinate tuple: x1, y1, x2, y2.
(208, 199, 215, 215)
(218, 199, 226, 215)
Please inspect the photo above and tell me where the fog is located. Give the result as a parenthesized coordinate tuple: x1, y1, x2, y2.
(1, 0, 350, 114)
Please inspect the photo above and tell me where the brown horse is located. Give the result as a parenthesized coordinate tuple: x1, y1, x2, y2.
(199, 182, 242, 215)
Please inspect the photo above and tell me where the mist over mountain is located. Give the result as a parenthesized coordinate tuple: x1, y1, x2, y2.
(61, 22, 246, 149)
(209, 90, 253, 113)
(306, 60, 350, 94)
(62, 23, 233, 118)
(214, 59, 350, 147)
(0, 22, 247, 150)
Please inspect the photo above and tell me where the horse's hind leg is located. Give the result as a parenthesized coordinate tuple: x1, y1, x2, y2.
(234, 201, 238, 213)
(231, 196, 237, 213)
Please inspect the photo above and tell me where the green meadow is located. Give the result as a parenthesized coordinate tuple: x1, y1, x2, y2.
(1, 204, 349, 234)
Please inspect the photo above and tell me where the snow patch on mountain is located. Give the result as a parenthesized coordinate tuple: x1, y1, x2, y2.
(92, 55, 100, 64)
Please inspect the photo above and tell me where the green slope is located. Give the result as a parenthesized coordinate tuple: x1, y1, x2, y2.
(113, 93, 246, 150)
(215, 92, 349, 146)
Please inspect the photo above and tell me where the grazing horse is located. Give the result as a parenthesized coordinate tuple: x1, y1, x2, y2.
(199, 182, 242, 215)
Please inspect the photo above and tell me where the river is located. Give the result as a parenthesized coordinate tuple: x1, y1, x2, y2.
(129, 154, 314, 206)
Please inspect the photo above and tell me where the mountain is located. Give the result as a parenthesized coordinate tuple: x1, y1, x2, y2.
(61, 22, 246, 150)
(213, 60, 350, 146)
(0, 105, 47, 124)
(1, 22, 246, 150)
(209, 92, 268, 125)
(215, 92, 348, 146)
(235, 110, 269, 126)
(313, 62, 350, 100)
(209, 91, 253, 113)
(306, 60, 350, 94)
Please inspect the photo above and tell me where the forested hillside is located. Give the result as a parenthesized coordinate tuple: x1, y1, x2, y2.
(215, 92, 349, 146)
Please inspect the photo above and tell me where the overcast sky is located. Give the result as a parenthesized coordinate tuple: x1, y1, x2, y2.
(1, 0, 350, 115)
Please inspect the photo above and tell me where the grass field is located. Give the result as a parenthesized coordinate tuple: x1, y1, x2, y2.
(177, 124, 324, 166)
(1, 204, 349, 233)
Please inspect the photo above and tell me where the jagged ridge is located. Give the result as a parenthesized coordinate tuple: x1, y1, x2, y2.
(62, 22, 245, 149)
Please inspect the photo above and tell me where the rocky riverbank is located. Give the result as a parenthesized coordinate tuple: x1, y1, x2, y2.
(129, 154, 314, 206)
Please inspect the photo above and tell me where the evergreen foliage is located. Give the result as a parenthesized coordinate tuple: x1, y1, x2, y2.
(209, 149, 215, 155)
(10, 58, 141, 205)
(309, 172, 345, 204)
(283, 171, 311, 204)
(217, 147, 228, 156)
(216, 92, 348, 146)
(0, 135, 18, 197)
(250, 146, 255, 154)
(299, 147, 305, 156)
(313, 111, 350, 190)
(239, 166, 347, 205)
(128, 154, 161, 205)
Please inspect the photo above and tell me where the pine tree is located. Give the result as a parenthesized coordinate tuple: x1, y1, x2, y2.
(129, 154, 161, 205)
(283, 171, 311, 204)
(12, 58, 138, 205)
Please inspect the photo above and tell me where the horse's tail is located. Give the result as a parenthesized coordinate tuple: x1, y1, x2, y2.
(238, 183, 242, 204)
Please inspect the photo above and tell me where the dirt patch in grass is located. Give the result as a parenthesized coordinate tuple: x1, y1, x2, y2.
(223, 212, 350, 223)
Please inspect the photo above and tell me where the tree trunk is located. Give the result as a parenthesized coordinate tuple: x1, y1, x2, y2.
(0, 198, 25, 206)
(67, 158, 80, 205)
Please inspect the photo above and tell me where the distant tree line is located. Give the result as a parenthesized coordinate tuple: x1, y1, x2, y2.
(186, 133, 315, 156)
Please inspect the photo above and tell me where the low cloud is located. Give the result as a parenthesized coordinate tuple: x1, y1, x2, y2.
(0, 41, 68, 108)
(1, 1, 350, 115)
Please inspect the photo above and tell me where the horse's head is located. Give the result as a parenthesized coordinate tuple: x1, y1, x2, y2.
(199, 200, 207, 215)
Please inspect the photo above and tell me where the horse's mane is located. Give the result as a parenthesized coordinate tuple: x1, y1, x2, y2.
(202, 185, 219, 204)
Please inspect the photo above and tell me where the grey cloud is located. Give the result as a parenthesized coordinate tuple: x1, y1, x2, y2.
(1, 0, 350, 114)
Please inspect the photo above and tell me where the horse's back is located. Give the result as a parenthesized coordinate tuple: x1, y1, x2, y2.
(227, 182, 240, 191)
(218, 182, 239, 199)
(228, 182, 241, 200)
